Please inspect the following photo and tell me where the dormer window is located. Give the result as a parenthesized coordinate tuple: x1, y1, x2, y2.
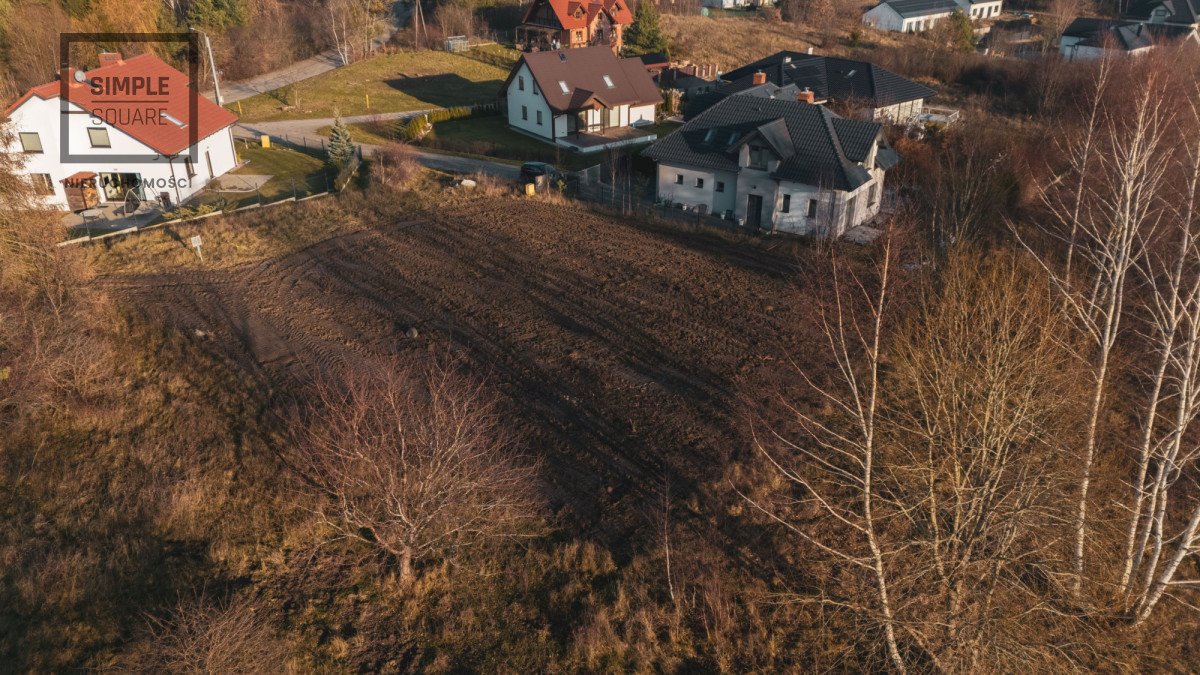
(602, 75, 615, 88)
(748, 144, 770, 170)
(558, 80, 570, 94)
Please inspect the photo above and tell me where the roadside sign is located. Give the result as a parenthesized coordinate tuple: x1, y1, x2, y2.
(191, 234, 204, 261)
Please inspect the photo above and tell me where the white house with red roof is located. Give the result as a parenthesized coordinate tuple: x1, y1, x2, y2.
(5, 52, 238, 212)
(515, 0, 633, 52)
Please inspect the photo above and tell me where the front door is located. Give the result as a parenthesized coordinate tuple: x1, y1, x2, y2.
(606, 107, 619, 128)
(100, 172, 142, 201)
(746, 194, 763, 228)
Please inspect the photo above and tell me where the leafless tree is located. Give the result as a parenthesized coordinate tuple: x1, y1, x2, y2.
(741, 246, 1084, 671)
(738, 239, 906, 672)
(1118, 89, 1200, 624)
(1028, 67, 1171, 598)
(325, 0, 380, 66)
(291, 358, 541, 581)
(127, 594, 293, 673)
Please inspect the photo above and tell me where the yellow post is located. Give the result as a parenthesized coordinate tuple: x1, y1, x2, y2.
(365, 94, 370, 110)
(261, 135, 271, 148)
(237, 100, 243, 116)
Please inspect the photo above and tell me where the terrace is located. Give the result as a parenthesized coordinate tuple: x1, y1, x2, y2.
(557, 125, 657, 153)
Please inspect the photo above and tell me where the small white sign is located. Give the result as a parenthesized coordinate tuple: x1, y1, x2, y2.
(190, 235, 203, 248)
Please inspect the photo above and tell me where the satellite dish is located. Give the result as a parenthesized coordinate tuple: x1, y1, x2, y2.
(73, 69, 87, 83)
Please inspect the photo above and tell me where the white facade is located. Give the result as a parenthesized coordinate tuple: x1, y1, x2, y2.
(867, 99, 926, 124)
(863, 0, 1002, 33)
(505, 63, 657, 145)
(7, 94, 237, 210)
(655, 152, 885, 237)
(506, 64, 558, 140)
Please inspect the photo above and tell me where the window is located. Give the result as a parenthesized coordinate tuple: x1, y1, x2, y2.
(715, 181, 725, 193)
(30, 173, 54, 195)
(184, 157, 197, 179)
(559, 80, 570, 94)
(518, 75, 525, 91)
(522, 105, 528, 120)
(748, 144, 769, 170)
(868, 183, 878, 207)
(807, 199, 818, 218)
(602, 75, 615, 89)
(18, 132, 42, 153)
(536, 110, 543, 125)
(695, 177, 704, 188)
(675, 174, 684, 185)
(88, 127, 111, 148)
(781, 194, 791, 213)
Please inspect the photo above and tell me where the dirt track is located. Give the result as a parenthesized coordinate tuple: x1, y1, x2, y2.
(109, 198, 820, 535)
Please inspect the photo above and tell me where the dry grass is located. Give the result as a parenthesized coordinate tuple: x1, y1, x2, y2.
(84, 196, 371, 275)
(662, 14, 913, 68)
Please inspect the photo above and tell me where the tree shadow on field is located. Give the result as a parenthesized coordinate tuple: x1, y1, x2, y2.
(383, 74, 504, 109)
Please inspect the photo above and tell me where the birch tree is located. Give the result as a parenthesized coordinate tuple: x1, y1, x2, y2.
(1118, 91, 1200, 623)
(1033, 70, 1171, 597)
(738, 239, 906, 672)
(742, 248, 1083, 671)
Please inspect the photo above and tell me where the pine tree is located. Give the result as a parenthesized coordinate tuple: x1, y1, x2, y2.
(327, 116, 355, 171)
(624, 0, 670, 57)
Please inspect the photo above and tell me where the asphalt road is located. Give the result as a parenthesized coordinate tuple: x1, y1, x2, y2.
(234, 117, 522, 181)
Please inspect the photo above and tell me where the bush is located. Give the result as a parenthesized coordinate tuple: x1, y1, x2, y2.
(396, 102, 502, 141)
(371, 143, 423, 188)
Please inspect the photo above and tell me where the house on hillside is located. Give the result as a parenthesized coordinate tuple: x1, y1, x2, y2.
(502, 46, 661, 152)
(862, 0, 1003, 33)
(642, 96, 901, 237)
(515, 0, 633, 52)
(1124, 0, 1200, 27)
(1058, 17, 1198, 60)
(688, 51, 936, 125)
(5, 52, 238, 212)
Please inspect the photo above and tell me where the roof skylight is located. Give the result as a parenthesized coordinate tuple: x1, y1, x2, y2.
(602, 75, 615, 88)
(559, 80, 570, 94)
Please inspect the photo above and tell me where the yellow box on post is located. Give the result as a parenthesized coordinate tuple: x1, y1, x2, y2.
(260, 135, 271, 149)
(524, 183, 536, 197)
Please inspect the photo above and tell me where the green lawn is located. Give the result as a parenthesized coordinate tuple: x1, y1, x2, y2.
(233, 51, 510, 122)
(340, 116, 684, 170)
(191, 142, 330, 209)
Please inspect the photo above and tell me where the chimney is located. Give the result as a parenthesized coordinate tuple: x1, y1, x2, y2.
(797, 87, 815, 104)
(98, 52, 122, 68)
(752, 70, 766, 85)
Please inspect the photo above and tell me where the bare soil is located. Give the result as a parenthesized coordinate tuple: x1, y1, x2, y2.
(105, 197, 827, 540)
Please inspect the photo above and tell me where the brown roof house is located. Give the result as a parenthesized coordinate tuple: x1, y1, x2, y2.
(515, 0, 634, 52)
(502, 46, 662, 152)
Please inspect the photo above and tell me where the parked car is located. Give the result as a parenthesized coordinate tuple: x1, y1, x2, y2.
(519, 162, 564, 189)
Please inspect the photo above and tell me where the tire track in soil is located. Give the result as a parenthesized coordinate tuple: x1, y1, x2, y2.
(109, 199, 816, 537)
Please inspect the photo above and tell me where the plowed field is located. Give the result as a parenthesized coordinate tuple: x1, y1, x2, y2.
(109, 198, 826, 535)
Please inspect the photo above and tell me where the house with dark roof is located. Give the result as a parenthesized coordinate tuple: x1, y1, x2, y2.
(642, 96, 900, 236)
(1058, 17, 1197, 60)
(502, 46, 661, 152)
(515, 0, 633, 52)
(690, 51, 936, 125)
(4, 51, 238, 211)
(862, 0, 1002, 33)
(1124, 0, 1200, 27)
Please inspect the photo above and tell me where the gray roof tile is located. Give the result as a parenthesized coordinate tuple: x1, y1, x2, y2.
(643, 96, 890, 191)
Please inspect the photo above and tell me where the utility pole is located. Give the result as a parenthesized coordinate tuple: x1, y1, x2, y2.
(195, 29, 223, 106)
